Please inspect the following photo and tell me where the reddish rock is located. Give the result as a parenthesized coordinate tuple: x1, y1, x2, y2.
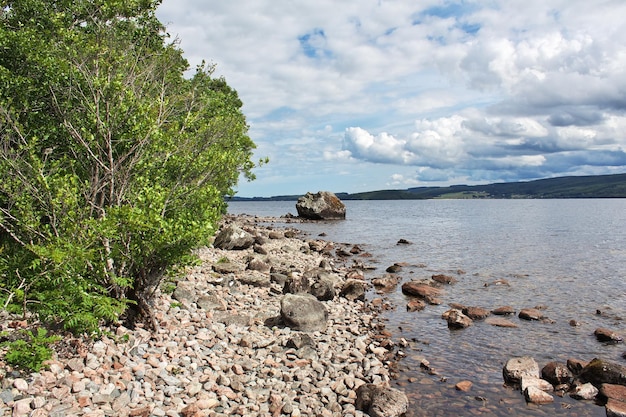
(406, 299, 426, 312)
(541, 362, 573, 385)
(606, 398, 626, 417)
(524, 386, 554, 404)
(401, 282, 442, 304)
(455, 381, 473, 392)
(485, 317, 518, 328)
(595, 328, 623, 343)
(372, 274, 400, 291)
(567, 358, 588, 375)
(296, 191, 346, 220)
(518, 308, 545, 321)
(462, 306, 490, 320)
(492, 306, 516, 315)
(445, 309, 473, 329)
(600, 384, 626, 403)
(431, 274, 457, 285)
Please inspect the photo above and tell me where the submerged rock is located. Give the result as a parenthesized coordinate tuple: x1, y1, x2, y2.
(578, 358, 626, 387)
(594, 327, 623, 343)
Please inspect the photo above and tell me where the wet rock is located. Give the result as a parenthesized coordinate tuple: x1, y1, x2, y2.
(445, 309, 473, 329)
(521, 376, 553, 393)
(594, 327, 623, 343)
(462, 306, 490, 320)
(485, 317, 518, 328)
(567, 358, 588, 375)
(385, 264, 402, 273)
(406, 299, 426, 312)
(491, 306, 516, 315)
(524, 386, 554, 404)
(397, 239, 412, 245)
(340, 279, 367, 302)
(372, 274, 400, 291)
(401, 282, 442, 305)
(600, 384, 626, 403)
(296, 191, 346, 220)
(213, 224, 255, 250)
(606, 398, 626, 417)
(541, 361, 572, 386)
(280, 293, 328, 332)
(578, 358, 626, 387)
(455, 381, 473, 392)
(518, 308, 545, 321)
(571, 382, 598, 400)
(431, 274, 457, 285)
(503, 356, 540, 384)
(355, 384, 409, 417)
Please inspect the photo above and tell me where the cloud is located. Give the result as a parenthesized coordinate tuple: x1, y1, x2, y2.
(156, 0, 626, 196)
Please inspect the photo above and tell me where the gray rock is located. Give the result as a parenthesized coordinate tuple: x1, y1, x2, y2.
(296, 191, 346, 220)
(524, 386, 554, 404)
(446, 309, 473, 329)
(340, 279, 366, 301)
(503, 356, 540, 384)
(594, 327, 623, 343)
(213, 224, 255, 250)
(355, 384, 409, 417)
(280, 293, 328, 332)
(541, 361, 572, 385)
(310, 277, 335, 301)
(578, 358, 626, 387)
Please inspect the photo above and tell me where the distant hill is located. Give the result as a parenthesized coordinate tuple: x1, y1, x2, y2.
(229, 173, 626, 201)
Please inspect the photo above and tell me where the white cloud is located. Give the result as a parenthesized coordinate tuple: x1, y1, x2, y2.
(156, 0, 626, 196)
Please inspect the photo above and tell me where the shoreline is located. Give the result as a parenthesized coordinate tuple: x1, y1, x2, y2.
(0, 214, 400, 417)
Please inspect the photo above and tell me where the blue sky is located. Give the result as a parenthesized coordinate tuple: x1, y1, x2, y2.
(156, 0, 626, 197)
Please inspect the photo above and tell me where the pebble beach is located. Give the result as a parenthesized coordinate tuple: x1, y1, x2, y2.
(0, 214, 399, 417)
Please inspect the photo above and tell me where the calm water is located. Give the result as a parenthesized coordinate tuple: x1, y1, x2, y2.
(228, 199, 626, 416)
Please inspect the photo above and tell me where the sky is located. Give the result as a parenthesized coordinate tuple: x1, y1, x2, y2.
(156, 0, 626, 197)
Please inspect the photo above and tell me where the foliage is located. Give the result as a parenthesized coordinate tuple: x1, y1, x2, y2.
(0, 0, 259, 333)
(1, 328, 61, 372)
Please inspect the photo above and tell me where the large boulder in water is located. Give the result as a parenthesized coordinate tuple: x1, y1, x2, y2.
(296, 191, 346, 220)
(577, 358, 626, 387)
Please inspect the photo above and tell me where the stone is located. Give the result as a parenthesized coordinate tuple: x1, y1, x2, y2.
(246, 257, 271, 273)
(524, 386, 554, 404)
(492, 306, 516, 315)
(372, 274, 400, 291)
(12, 378, 29, 391)
(455, 381, 473, 392)
(340, 279, 366, 302)
(541, 361, 572, 386)
(595, 327, 623, 343)
(578, 358, 626, 387)
(571, 382, 598, 400)
(606, 399, 626, 417)
(283, 273, 310, 294)
(567, 358, 587, 375)
(518, 308, 544, 321)
(280, 293, 328, 332)
(601, 384, 626, 403)
(485, 317, 518, 328)
(445, 309, 473, 329)
(310, 277, 336, 301)
(401, 282, 442, 304)
(212, 261, 241, 274)
(296, 191, 346, 220)
(355, 384, 409, 417)
(520, 376, 553, 393)
(213, 224, 255, 250)
(385, 264, 402, 273)
(462, 306, 490, 320)
(503, 356, 540, 384)
(406, 299, 426, 312)
(431, 274, 457, 284)
(172, 282, 196, 308)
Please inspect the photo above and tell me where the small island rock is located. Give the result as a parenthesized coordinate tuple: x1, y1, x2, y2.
(296, 191, 346, 220)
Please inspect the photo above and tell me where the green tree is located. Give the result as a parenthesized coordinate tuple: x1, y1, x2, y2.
(0, 0, 258, 332)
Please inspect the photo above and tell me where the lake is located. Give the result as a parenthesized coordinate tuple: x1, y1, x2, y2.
(227, 199, 626, 416)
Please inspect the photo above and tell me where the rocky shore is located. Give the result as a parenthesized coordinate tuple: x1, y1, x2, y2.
(0, 214, 408, 417)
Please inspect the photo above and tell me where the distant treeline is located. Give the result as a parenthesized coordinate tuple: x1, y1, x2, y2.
(229, 173, 626, 201)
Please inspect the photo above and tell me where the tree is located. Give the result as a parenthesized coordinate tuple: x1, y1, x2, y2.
(0, 0, 259, 332)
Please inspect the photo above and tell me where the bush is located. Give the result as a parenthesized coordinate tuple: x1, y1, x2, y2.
(1, 328, 61, 372)
(0, 0, 260, 333)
